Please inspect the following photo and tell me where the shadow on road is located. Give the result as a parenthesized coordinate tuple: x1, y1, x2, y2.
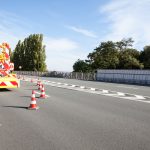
(0, 89, 12, 92)
(25, 89, 38, 91)
(21, 95, 39, 98)
(20, 95, 31, 98)
(2, 106, 28, 109)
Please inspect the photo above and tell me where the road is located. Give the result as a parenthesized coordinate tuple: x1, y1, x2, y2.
(0, 76, 150, 150)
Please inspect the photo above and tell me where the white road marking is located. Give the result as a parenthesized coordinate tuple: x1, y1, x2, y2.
(90, 88, 96, 91)
(80, 86, 85, 89)
(21, 78, 150, 104)
(64, 83, 69, 86)
(57, 82, 62, 85)
(117, 92, 125, 96)
(102, 90, 109, 93)
(135, 95, 145, 99)
(71, 85, 76, 87)
(117, 86, 139, 90)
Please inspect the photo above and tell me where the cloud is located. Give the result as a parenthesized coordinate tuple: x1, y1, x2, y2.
(0, 10, 87, 71)
(44, 37, 78, 52)
(100, 0, 150, 49)
(67, 26, 97, 38)
(44, 37, 86, 71)
(0, 10, 30, 50)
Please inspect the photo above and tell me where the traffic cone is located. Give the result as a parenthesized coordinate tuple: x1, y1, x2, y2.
(40, 85, 46, 99)
(28, 90, 39, 110)
(37, 80, 40, 86)
(38, 82, 42, 90)
(31, 79, 33, 83)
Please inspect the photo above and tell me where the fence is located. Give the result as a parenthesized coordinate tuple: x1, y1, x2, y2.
(15, 71, 96, 81)
(68, 72, 96, 80)
(96, 69, 150, 85)
(15, 70, 150, 85)
(15, 71, 70, 78)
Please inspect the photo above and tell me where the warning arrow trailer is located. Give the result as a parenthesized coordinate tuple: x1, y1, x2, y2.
(0, 42, 20, 88)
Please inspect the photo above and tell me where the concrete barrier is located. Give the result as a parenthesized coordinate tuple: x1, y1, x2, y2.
(96, 69, 150, 85)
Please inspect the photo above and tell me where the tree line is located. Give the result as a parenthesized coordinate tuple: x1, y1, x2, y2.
(11, 34, 47, 71)
(73, 38, 150, 72)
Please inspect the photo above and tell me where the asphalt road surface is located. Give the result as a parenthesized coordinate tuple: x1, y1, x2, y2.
(0, 76, 150, 150)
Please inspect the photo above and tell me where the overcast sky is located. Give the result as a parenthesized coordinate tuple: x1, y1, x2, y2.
(0, 0, 150, 71)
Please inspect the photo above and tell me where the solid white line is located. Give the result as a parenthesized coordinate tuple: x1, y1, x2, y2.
(135, 95, 145, 99)
(78, 89, 150, 104)
(117, 86, 139, 90)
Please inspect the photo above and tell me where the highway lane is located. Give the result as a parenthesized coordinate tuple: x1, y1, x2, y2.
(0, 80, 150, 150)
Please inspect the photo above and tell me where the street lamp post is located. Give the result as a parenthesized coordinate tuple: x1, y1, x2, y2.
(19, 66, 22, 74)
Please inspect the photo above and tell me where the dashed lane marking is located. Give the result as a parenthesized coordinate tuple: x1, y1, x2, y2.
(21, 78, 150, 104)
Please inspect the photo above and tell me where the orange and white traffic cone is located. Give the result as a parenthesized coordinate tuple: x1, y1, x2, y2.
(40, 85, 46, 99)
(38, 82, 42, 90)
(28, 90, 39, 110)
(37, 80, 40, 86)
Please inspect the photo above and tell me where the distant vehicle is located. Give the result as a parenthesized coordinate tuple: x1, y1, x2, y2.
(0, 42, 20, 88)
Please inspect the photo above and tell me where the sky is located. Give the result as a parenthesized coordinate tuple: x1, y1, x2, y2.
(0, 0, 150, 71)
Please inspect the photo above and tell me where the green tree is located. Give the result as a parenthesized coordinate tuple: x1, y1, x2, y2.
(73, 59, 90, 72)
(116, 38, 143, 69)
(72, 38, 145, 71)
(116, 38, 134, 51)
(140, 46, 150, 69)
(118, 48, 143, 69)
(13, 34, 47, 71)
(87, 41, 119, 69)
(13, 40, 23, 70)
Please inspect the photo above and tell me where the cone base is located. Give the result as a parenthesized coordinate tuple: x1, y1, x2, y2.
(28, 106, 39, 110)
(40, 96, 46, 99)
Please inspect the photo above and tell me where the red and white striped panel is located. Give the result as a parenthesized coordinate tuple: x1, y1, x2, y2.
(10, 63, 14, 71)
(7, 74, 17, 78)
(3, 60, 10, 70)
(0, 81, 18, 87)
(0, 62, 4, 69)
(0, 70, 9, 76)
(2, 43, 10, 59)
